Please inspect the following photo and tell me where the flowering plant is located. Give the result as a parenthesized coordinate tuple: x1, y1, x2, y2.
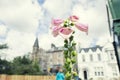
(51, 15, 88, 80)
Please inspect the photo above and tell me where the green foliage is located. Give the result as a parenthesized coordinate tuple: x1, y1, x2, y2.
(70, 23, 74, 26)
(71, 51, 77, 57)
(11, 56, 42, 75)
(71, 58, 76, 64)
(0, 43, 42, 75)
(65, 72, 71, 79)
(63, 34, 78, 80)
(69, 35, 74, 42)
(0, 59, 12, 74)
(64, 39, 68, 44)
(64, 44, 68, 48)
(0, 55, 42, 75)
(63, 19, 75, 28)
(0, 44, 8, 49)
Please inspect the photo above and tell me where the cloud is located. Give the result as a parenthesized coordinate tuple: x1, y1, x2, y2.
(4, 29, 35, 60)
(38, 0, 112, 49)
(43, 0, 78, 17)
(0, 0, 44, 59)
(0, 24, 7, 37)
(0, 0, 113, 60)
(36, 0, 80, 36)
(35, 0, 79, 35)
(38, 33, 64, 50)
(0, 0, 42, 33)
(71, 0, 111, 47)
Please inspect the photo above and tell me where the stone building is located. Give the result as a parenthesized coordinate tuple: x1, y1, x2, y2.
(46, 44, 64, 71)
(31, 38, 64, 72)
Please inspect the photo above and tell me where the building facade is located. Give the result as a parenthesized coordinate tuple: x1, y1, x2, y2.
(31, 38, 120, 79)
(77, 43, 120, 80)
(31, 38, 64, 72)
(31, 38, 47, 71)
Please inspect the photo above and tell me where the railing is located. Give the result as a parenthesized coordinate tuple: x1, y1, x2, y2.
(0, 74, 55, 80)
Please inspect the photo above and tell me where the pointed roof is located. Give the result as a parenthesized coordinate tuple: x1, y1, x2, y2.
(33, 37, 39, 48)
(79, 45, 103, 53)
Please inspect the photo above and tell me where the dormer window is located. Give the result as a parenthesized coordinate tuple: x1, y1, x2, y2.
(82, 55, 85, 62)
(90, 54, 93, 61)
(97, 54, 101, 61)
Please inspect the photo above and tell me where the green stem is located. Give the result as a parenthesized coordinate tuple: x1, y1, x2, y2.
(64, 34, 77, 80)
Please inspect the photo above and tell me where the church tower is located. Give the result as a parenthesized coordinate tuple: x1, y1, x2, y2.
(32, 37, 39, 61)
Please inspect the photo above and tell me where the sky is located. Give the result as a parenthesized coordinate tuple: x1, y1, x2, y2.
(0, 0, 112, 60)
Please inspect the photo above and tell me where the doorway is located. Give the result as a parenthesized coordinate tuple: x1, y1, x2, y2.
(83, 70, 88, 80)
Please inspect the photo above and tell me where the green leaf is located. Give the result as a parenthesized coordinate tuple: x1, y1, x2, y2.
(64, 50, 68, 54)
(64, 23, 68, 27)
(71, 51, 77, 56)
(64, 44, 68, 48)
(66, 58, 71, 63)
(71, 58, 76, 64)
(72, 71, 78, 77)
(69, 35, 74, 42)
(65, 72, 71, 78)
(64, 50, 68, 58)
(72, 31, 75, 34)
(68, 47, 73, 51)
(64, 39, 68, 44)
(72, 41, 76, 46)
(70, 23, 74, 26)
(69, 63, 73, 68)
(64, 21, 67, 23)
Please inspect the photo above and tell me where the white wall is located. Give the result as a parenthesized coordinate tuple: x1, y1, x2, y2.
(77, 44, 120, 80)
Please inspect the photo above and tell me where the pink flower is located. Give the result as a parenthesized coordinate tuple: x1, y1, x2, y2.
(59, 27, 74, 39)
(52, 26, 61, 37)
(52, 19, 63, 26)
(75, 23, 88, 34)
(51, 16, 88, 38)
(69, 15, 79, 22)
(59, 27, 73, 35)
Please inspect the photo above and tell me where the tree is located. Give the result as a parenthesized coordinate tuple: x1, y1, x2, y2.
(0, 43, 8, 59)
(0, 44, 11, 74)
(11, 56, 42, 75)
(0, 59, 12, 74)
(0, 44, 8, 49)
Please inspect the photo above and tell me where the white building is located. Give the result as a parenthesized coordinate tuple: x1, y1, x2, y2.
(77, 43, 120, 80)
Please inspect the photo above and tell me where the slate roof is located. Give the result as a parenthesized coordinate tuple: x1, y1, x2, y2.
(33, 37, 39, 48)
(79, 45, 103, 53)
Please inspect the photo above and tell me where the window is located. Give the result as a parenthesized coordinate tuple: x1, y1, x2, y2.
(82, 55, 85, 62)
(101, 72, 104, 76)
(97, 54, 101, 61)
(90, 54, 93, 61)
(50, 59, 52, 62)
(94, 67, 104, 76)
(95, 72, 97, 76)
(112, 66, 118, 76)
(98, 72, 100, 76)
(58, 53, 61, 57)
(110, 53, 114, 60)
